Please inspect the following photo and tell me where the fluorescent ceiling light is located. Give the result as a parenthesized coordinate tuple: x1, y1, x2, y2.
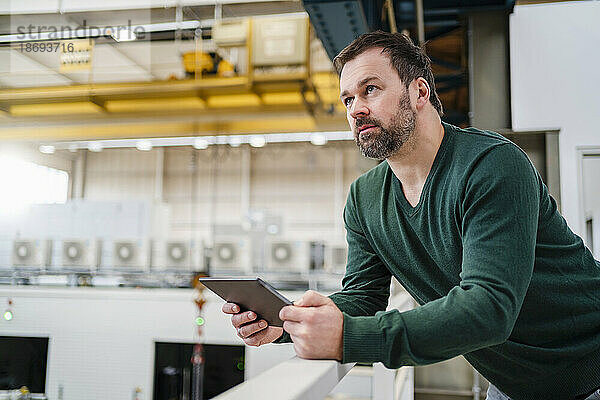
(136, 140, 153, 151)
(39, 145, 55, 154)
(137, 21, 201, 33)
(229, 136, 242, 147)
(41, 131, 352, 151)
(310, 133, 328, 146)
(193, 138, 209, 150)
(249, 136, 266, 148)
(88, 142, 103, 152)
(111, 28, 136, 42)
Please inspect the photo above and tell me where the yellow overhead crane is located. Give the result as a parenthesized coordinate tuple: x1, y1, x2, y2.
(0, 16, 348, 141)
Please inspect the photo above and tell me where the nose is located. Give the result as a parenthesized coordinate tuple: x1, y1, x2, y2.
(349, 98, 369, 120)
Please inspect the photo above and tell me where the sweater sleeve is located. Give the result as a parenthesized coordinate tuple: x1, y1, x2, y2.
(340, 144, 541, 368)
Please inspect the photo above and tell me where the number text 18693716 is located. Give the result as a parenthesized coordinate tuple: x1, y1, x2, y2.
(18, 42, 75, 53)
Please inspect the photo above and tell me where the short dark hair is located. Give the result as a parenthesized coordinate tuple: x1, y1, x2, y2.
(333, 31, 443, 116)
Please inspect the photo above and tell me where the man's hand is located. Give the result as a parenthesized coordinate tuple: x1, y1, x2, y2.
(222, 303, 284, 347)
(279, 290, 344, 361)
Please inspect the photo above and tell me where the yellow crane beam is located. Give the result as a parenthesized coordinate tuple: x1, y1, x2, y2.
(0, 115, 348, 140)
(0, 72, 346, 140)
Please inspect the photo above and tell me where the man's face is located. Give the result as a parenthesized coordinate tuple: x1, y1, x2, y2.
(339, 48, 416, 159)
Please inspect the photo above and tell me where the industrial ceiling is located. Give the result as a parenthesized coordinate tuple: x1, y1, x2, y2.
(304, 0, 516, 126)
(0, 0, 519, 141)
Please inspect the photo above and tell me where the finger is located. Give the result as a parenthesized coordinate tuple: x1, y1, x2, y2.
(244, 326, 283, 347)
(294, 290, 329, 307)
(279, 305, 314, 323)
(231, 311, 257, 328)
(244, 336, 263, 347)
(244, 329, 270, 347)
(282, 320, 302, 336)
(222, 303, 240, 314)
(237, 320, 268, 339)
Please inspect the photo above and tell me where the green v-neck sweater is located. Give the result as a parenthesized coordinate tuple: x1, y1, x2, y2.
(329, 123, 600, 399)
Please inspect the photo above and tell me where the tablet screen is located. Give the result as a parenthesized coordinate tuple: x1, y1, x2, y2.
(198, 277, 292, 327)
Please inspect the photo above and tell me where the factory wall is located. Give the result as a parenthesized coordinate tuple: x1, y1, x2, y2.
(509, 1, 600, 237)
(0, 141, 377, 276)
(85, 148, 158, 203)
(82, 142, 374, 243)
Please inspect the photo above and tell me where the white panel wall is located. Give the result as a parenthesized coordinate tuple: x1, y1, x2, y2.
(85, 148, 158, 201)
(83, 142, 375, 241)
(510, 1, 600, 235)
(0, 201, 154, 268)
(0, 286, 297, 400)
(162, 146, 244, 239)
(15, 201, 150, 239)
(0, 142, 374, 268)
(250, 143, 360, 239)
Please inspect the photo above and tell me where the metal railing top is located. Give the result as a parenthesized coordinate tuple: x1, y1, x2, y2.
(214, 357, 354, 400)
(215, 290, 415, 400)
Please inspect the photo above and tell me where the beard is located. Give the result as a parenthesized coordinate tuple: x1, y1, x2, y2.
(354, 90, 416, 160)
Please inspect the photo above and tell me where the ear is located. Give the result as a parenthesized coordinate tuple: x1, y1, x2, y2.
(414, 77, 431, 111)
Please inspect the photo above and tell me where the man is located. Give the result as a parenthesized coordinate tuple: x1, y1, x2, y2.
(222, 31, 600, 400)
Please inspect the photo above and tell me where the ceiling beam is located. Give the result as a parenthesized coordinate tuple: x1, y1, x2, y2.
(0, 113, 348, 141)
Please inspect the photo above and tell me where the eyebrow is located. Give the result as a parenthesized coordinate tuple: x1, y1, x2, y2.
(340, 76, 380, 99)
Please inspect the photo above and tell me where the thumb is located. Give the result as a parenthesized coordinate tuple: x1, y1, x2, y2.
(294, 290, 329, 307)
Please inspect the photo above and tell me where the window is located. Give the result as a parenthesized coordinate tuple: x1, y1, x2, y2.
(0, 156, 68, 213)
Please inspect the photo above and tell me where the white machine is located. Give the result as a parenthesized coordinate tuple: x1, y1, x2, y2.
(324, 241, 348, 273)
(60, 239, 100, 271)
(152, 239, 203, 272)
(12, 239, 52, 268)
(111, 239, 150, 272)
(252, 14, 308, 67)
(265, 238, 311, 273)
(211, 236, 251, 274)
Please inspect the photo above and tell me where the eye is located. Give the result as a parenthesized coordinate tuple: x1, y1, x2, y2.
(343, 97, 354, 107)
(365, 85, 376, 94)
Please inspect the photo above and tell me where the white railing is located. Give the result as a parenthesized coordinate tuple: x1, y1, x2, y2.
(215, 290, 416, 400)
(213, 357, 355, 400)
(380, 291, 415, 400)
(394, 366, 415, 400)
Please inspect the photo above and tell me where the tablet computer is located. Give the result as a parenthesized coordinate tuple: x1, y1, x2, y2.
(198, 277, 292, 327)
